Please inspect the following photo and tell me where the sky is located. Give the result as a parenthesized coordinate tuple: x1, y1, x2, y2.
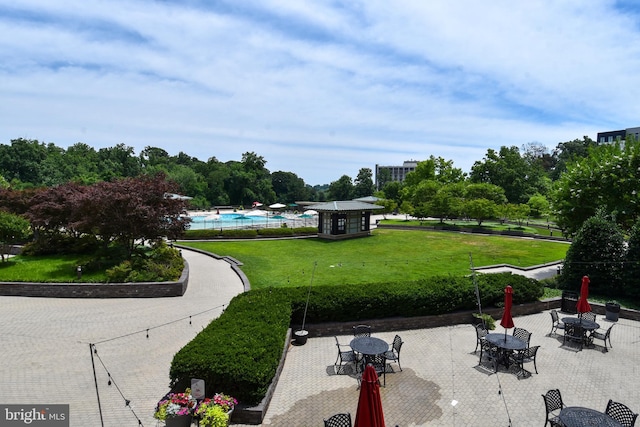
(2, 1, 640, 186)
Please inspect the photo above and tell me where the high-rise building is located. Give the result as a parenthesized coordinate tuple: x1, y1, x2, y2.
(375, 160, 418, 190)
(597, 127, 640, 144)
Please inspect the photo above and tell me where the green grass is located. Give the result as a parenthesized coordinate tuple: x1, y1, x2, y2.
(180, 229, 569, 289)
(381, 218, 563, 236)
(0, 254, 108, 282)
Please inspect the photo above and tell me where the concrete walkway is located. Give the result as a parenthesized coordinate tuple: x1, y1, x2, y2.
(0, 250, 244, 427)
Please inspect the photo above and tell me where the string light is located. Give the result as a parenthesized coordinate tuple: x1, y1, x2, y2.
(88, 304, 227, 427)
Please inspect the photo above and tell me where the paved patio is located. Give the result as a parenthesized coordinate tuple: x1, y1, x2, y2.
(0, 247, 637, 426)
(239, 310, 639, 426)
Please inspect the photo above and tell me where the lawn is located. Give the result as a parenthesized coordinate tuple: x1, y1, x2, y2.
(180, 228, 569, 289)
(0, 254, 108, 282)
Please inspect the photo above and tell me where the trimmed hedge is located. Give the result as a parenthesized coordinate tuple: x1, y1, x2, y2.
(170, 290, 292, 404)
(169, 272, 542, 405)
(182, 227, 317, 240)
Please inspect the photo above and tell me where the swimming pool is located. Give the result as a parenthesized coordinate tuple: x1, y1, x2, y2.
(187, 213, 309, 230)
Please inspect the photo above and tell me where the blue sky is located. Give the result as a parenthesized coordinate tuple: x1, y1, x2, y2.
(2, 1, 640, 185)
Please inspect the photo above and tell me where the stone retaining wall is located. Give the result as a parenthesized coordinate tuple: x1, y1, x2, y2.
(0, 260, 189, 298)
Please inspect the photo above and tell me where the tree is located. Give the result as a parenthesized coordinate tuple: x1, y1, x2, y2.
(470, 146, 548, 203)
(432, 156, 466, 183)
(429, 183, 465, 222)
(377, 198, 397, 219)
(464, 183, 506, 205)
(623, 222, 640, 299)
(551, 138, 640, 234)
(403, 159, 435, 187)
(382, 181, 402, 206)
(376, 167, 392, 190)
(328, 175, 354, 200)
(271, 171, 310, 203)
(511, 203, 531, 226)
(559, 210, 625, 296)
(354, 168, 375, 198)
(410, 180, 440, 207)
(527, 194, 550, 218)
(551, 136, 598, 180)
(25, 174, 190, 258)
(0, 138, 49, 185)
(0, 211, 31, 262)
(464, 198, 497, 226)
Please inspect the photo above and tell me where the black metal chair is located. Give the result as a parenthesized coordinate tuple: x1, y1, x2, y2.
(590, 324, 615, 352)
(353, 324, 371, 338)
(478, 332, 499, 372)
(541, 389, 565, 427)
(579, 311, 596, 322)
(512, 327, 532, 348)
(563, 323, 585, 350)
(324, 412, 352, 427)
(384, 334, 404, 371)
(333, 336, 357, 374)
(605, 400, 638, 427)
(474, 324, 488, 353)
(363, 354, 387, 387)
(549, 309, 565, 336)
(511, 345, 540, 377)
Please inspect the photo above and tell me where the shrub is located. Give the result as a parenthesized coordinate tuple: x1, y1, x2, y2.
(105, 242, 183, 282)
(560, 209, 625, 296)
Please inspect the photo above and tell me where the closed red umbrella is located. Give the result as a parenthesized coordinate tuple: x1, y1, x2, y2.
(354, 364, 385, 427)
(500, 285, 515, 340)
(576, 275, 591, 317)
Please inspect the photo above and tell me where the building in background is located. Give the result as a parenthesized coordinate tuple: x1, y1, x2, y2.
(597, 126, 640, 144)
(375, 160, 418, 190)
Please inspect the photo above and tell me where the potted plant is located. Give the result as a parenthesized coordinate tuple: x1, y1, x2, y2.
(194, 393, 238, 427)
(473, 313, 496, 330)
(605, 301, 620, 321)
(154, 388, 196, 427)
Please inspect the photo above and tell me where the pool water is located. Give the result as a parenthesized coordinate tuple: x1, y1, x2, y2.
(188, 213, 297, 230)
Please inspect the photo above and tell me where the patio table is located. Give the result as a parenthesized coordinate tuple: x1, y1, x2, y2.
(559, 406, 623, 427)
(350, 336, 388, 356)
(562, 317, 600, 345)
(484, 333, 526, 371)
(562, 317, 600, 331)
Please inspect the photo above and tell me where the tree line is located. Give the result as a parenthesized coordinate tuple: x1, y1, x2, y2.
(2, 134, 640, 236)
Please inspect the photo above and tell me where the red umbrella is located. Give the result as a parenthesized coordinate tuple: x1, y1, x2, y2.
(354, 364, 385, 427)
(576, 275, 591, 317)
(500, 285, 515, 340)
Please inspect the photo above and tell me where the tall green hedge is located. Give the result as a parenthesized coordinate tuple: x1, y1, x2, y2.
(169, 272, 542, 405)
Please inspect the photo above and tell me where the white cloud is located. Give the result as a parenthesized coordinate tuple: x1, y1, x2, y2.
(1, 0, 640, 184)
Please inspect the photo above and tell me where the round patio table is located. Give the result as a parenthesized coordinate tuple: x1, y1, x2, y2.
(559, 406, 623, 427)
(484, 333, 526, 371)
(485, 333, 527, 350)
(350, 336, 388, 356)
(562, 317, 600, 331)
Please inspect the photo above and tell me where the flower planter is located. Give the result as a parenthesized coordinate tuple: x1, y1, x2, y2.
(165, 415, 192, 427)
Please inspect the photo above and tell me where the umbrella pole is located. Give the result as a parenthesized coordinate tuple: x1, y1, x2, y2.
(300, 261, 318, 332)
(469, 254, 485, 329)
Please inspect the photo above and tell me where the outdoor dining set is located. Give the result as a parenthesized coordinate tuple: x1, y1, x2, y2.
(543, 388, 637, 427)
(333, 324, 404, 386)
(327, 324, 404, 427)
